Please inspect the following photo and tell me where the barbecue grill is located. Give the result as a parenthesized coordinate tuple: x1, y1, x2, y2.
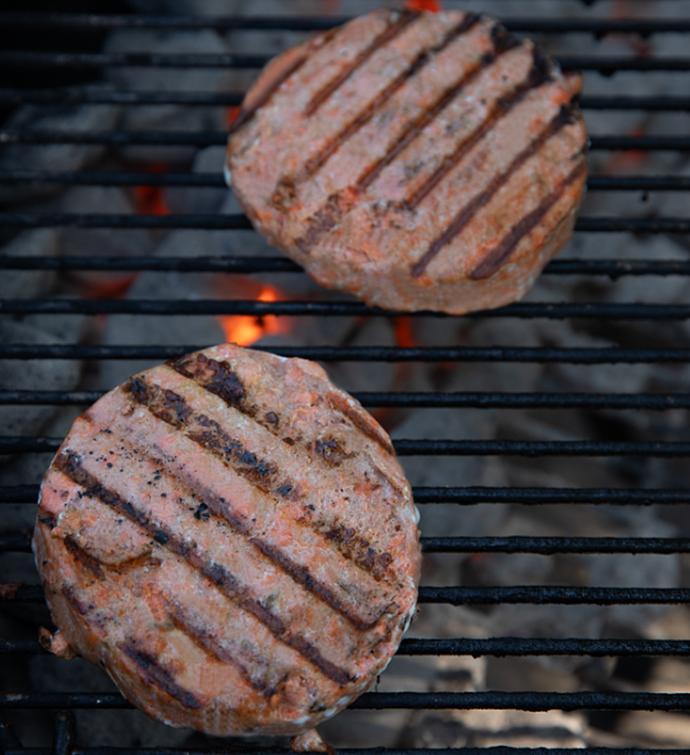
(2, 1, 690, 752)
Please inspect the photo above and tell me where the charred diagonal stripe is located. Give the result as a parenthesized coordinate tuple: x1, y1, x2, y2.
(63, 536, 105, 580)
(129, 435, 384, 629)
(125, 376, 396, 585)
(410, 101, 575, 278)
(165, 599, 276, 696)
(122, 641, 202, 710)
(55, 451, 353, 686)
(293, 23, 518, 254)
(405, 46, 554, 212)
(171, 353, 246, 408)
(126, 376, 291, 498)
(293, 13, 481, 185)
(172, 353, 392, 458)
(470, 158, 587, 280)
(305, 9, 419, 117)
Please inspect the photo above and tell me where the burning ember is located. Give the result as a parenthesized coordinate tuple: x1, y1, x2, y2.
(406, 0, 442, 12)
(132, 163, 171, 217)
(217, 285, 287, 346)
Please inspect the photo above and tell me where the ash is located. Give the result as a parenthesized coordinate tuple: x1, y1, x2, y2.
(1, 0, 690, 752)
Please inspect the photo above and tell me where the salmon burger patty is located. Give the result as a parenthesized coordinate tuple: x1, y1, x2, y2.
(226, 8, 588, 314)
(34, 344, 420, 737)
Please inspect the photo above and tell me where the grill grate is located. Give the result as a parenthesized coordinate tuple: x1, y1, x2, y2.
(2, 2, 690, 753)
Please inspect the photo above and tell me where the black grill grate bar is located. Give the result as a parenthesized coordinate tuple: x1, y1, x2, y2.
(1, 130, 687, 152)
(1, 90, 688, 112)
(0, 170, 686, 193)
(5, 299, 690, 319)
(3, 50, 690, 72)
(4, 256, 690, 278)
(3, 13, 690, 34)
(7, 436, 690, 456)
(7, 750, 690, 755)
(6, 636, 690, 657)
(5, 531, 690, 555)
(0, 213, 686, 233)
(2, 389, 690, 410)
(6, 484, 690, 506)
(2, 344, 690, 364)
(5, 584, 690, 606)
(3, 690, 690, 712)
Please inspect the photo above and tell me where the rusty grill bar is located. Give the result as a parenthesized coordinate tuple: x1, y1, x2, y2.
(2, 2, 690, 754)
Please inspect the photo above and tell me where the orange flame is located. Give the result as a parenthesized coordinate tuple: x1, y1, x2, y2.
(406, 0, 442, 12)
(217, 285, 287, 346)
(133, 163, 170, 216)
(226, 105, 241, 129)
(393, 317, 416, 348)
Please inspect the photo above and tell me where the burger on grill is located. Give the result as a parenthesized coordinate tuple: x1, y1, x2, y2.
(226, 8, 588, 314)
(34, 344, 420, 742)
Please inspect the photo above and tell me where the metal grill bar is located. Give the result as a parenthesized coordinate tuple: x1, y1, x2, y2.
(4, 484, 690, 506)
(3, 690, 690, 712)
(6, 750, 690, 755)
(5, 532, 689, 555)
(3, 50, 689, 72)
(3, 390, 690, 410)
(2, 344, 690, 364)
(5, 299, 690, 319)
(0, 213, 686, 233)
(6, 436, 690, 456)
(5, 636, 690, 658)
(0, 130, 687, 152)
(6, 584, 690, 605)
(1, 90, 688, 112)
(3, 13, 690, 34)
(1, 256, 690, 277)
(0, 170, 686, 193)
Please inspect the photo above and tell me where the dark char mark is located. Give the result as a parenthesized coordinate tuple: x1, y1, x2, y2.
(294, 17, 514, 254)
(410, 83, 574, 279)
(55, 451, 353, 686)
(125, 376, 397, 586)
(171, 353, 246, 408)
(63, 536, 105, 580)
(166, 599, 276, 696)
(291, 11, 482, 186)
(470, 158, 586, 279)
(122, 641, 202, 710)
(405, 45, 553, 214)
(304, 9, 419, 117)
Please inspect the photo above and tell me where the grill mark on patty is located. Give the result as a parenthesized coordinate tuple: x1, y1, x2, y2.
(293, 23, 518, 254)
(229, 55, 308, 136)
(171, 352, 393, 462)
(63, 536, 105, 579)
(276, 13, 481, 201)
(61, 583, 93, 617)
(305, 9, 419, 117)
(111, 429, 385, 629)
(470, 158, 586, 279)
(122, 641, 203, 710)
(404, 46, 553, 211)
(55, 451, 353, 686)
(358, 19, 518, 194)
(228, 26, 340, 138)
(165, 599, 276, 697)
(325, 391, 395, 456)
(125, 376, 397, 583)
(411, 100, 576, 277)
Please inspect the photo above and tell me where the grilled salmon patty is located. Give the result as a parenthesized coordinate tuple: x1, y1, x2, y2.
(226, 8, 588, 314)
(33, 344, 420, 737)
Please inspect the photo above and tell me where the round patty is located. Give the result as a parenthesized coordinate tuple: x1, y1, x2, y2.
(226, 8, 588, 314)
(33, 344, 420, 736)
